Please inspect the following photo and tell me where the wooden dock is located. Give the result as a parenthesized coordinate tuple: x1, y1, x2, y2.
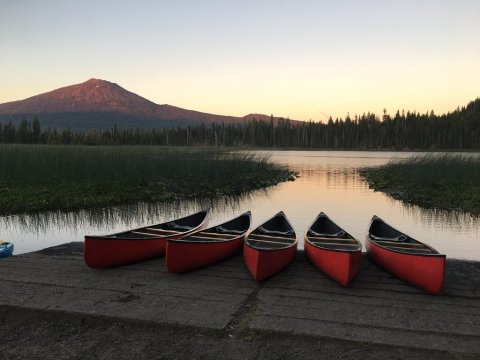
(0, 242, 479, 358)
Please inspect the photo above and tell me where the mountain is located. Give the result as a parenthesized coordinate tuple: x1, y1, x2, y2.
(0, 79, 293, 130)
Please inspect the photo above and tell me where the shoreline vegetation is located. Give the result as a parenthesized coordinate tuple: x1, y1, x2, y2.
(0, 145, 297, 215)
(360, 153, 480, 216)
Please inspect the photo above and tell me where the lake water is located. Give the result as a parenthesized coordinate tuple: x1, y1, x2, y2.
(1, 151, 479, 260)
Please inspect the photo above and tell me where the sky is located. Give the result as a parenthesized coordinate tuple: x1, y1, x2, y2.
(1, 0, 479, 121)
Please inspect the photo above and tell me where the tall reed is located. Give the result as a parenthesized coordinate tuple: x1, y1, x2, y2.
(361, 153, 480, 214)
(0, 145, 294, 214)
(0, 145, 277, 186)
(381, 153, 480, 185)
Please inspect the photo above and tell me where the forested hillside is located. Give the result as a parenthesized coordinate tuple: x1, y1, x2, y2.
(1, 99, 479, 150)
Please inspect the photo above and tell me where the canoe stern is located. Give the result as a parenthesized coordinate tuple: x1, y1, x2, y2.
(305, 241, 361, 286)
(244, 243, 297, 283)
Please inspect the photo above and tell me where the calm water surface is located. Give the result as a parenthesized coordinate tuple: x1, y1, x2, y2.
(1, 151, 479, 260)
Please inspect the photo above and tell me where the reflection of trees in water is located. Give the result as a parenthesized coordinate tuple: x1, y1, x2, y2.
(400, 203, 480, 233)
(370, 181, 480, 232)
(299, 166, 367, 190)
(0, 189, 271, 235)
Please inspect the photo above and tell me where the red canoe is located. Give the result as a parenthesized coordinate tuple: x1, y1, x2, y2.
(366, 215, 446, 294)
(305, 212, 362, 286)
(166, 211, 251, 273)
(244, 211, 297, 282)
(84, 209, 210, 268)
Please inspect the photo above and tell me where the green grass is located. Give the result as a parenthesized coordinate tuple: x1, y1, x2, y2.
(0, 145, 296, 215)
(360, 153, 480, 215)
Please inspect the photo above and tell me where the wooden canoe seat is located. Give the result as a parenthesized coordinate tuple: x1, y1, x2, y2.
(247, 238, 294, 246)
(248, 235, 295, 243)
(187, 234, 229, 241)
(197, 231, 239, 238)
(130, 231, 161, 237)
(248, 233, 295, 241)
(311, 241, 358, 247)
(372, 239, 424, 247)
(381, 244, 433, 252)
(311, 242, 360, 250)
(307, 236, 357, 243)
(146, 228, 182, 234)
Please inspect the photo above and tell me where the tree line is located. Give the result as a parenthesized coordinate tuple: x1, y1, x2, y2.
(1, 99, 479, 149)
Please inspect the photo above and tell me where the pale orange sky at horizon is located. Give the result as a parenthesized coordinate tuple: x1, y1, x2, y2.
(1, 0, 479, 122)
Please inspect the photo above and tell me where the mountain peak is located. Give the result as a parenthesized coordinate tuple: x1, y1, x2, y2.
(84, 78, 113, 86)
(0, 78, 158, 115)
(0, 79, 297, 129)
(86, 78, 104, 82)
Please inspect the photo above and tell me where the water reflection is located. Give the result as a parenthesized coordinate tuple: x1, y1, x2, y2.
(399, 203, 480, 233)
(1, 151, 479, 260)
(0, 189, 275, 254)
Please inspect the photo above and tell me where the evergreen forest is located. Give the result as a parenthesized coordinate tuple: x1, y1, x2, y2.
(1, 98, 479, 150)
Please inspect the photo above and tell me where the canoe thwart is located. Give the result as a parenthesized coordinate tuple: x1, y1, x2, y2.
(307, 235, 357, 243)
(311, 241, 359, 247)
(370, 238, 425, 247)
(187, 235, 229, 241)
(145, 228, 182, 234)
(130, 231, 162, 237)
(249, 233, 295, 240)
(196, 231, 239, 238)
(381, 244, 434, 252)
(247, 238, 294, 246)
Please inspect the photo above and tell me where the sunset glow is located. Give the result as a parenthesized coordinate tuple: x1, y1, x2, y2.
(1, 0, 479, 121)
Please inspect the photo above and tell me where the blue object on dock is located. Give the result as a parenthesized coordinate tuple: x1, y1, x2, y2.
(0, 242, 14, 258)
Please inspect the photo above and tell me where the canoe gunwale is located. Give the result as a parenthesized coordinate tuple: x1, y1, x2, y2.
(367, 237, 446, 258)
(168, 234, 245, 244)
(366, 215, 445, 258)
(168, 211, 251, 244)
(169, 232, 245, 243)
(304, 212, 362, 253)
(304, 236, 362, 253)
(85, 209, 210, 241)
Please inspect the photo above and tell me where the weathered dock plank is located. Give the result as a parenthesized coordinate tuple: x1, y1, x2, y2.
(251, 253, 480, 353)
(0, 242, 479, 356)
(0, 244, 251, 329)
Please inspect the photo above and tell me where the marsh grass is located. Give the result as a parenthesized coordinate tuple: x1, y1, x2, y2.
(361, 153, 480, 215)
(0, 145, 295, 214)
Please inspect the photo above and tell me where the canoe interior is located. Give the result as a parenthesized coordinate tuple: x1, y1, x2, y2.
(309, 214, 344, 236)
(368, 217, 440, 255)
(306, 214, 361, 252)
(107, 210, 209, 239)
(246, 212, 297, 250)
(177, 212, 251, 243)
(0, 242, 14, 257)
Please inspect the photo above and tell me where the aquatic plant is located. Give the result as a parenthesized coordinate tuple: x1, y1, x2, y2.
(360, 153, 480, 215)
(0, 145, 295, 214)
